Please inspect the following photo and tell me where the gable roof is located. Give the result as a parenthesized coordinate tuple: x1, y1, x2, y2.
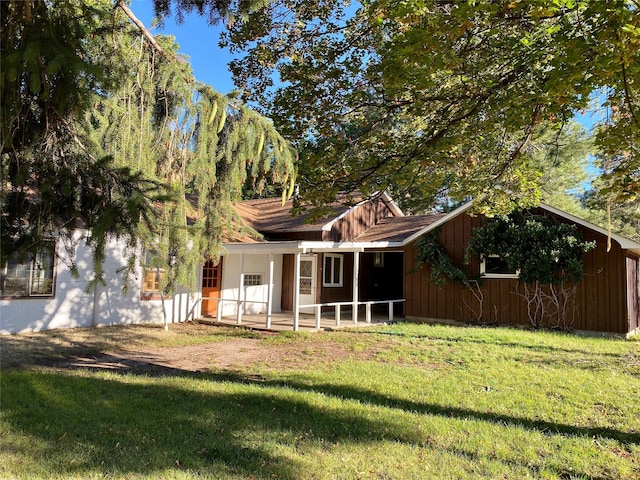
(234, 197, 341, 234)
(395, 200, 640, 254)
(540, 203, 640, 255)
(229, 196, 640, 255)
(235, 191, 403, 237)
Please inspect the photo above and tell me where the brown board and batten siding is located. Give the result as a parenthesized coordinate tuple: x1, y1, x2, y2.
(626, 254, 640, 332)
(326, 197, 397, 242)
(403, 210, 636, 335)
(281, 253, 357, 310)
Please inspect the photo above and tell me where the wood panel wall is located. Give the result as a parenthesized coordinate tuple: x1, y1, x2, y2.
(403, 212, 634, 334)
(627, 255, 640, 333)
(328, 197, 394, 241)
(281, 254, 294, 311)
(319, 253, 354, 304)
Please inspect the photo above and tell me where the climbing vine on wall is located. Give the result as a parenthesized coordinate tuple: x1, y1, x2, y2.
(467, 210, 596, 329)
(467, 211, 596, 285)
(415, 212, 597, 329)
(415, 231, 468, 288)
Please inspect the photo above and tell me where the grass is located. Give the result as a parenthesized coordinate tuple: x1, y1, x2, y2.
(1, 322, 639, 479)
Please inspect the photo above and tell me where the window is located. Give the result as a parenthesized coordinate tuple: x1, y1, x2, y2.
(374, 252, 384, 268)
(243, 274, 263, 286)
(480, 254, 519, 278)
(1, 243, 56, 297)
(323, 253, 343, 287)
(142, 250, 166, 294)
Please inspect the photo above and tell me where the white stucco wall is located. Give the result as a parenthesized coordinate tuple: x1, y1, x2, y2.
(0, 232, 198, 335)
(219, 253, 283, 317)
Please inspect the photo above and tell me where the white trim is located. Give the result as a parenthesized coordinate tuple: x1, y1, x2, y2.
(540, 203, 640, 254)
(321, 191, 405, 232)
(322, 253, 344, 287)
(293, 252, 301, 331)
(401, 201, 475, 246)
(223, 241, 303, 254)
(243, 273, 263, 286)
(379, 191, 405, 217)
(352, 250, 360, 323)
(222, 240, 405, 255)
(480, 254, 520, 279)
(300, 241, 403, 252)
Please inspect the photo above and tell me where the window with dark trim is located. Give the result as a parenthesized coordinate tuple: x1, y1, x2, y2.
(1, 243, 56, 297)
(323, 254, 343, 287)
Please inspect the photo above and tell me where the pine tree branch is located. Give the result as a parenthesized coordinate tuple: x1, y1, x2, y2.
(116, 1, 260, 118)
(116, 0, 174, 63)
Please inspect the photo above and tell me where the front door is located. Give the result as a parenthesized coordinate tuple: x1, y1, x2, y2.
(201, 259, 222, 317)
(299, 255, 316, 312)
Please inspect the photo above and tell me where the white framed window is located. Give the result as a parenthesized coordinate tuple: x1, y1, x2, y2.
(243, 274, 263, 286)
(1, 243, 56, 297)
(323, 253, 343, 287)
(480, 254, 519, 278)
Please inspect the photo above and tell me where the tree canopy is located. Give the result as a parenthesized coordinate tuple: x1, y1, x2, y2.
(1, 0, 296, 291)
(202, 0, 639, 218)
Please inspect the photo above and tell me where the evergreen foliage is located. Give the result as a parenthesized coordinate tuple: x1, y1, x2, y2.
(1, 0, 296, 293)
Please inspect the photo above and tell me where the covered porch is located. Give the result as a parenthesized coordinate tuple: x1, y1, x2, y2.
(212, 241, 406, 331)
(200, 307, 402, 332)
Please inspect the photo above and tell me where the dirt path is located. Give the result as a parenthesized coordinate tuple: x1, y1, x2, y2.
(1, 323, 370, 375)
(47, 337, 280, 375)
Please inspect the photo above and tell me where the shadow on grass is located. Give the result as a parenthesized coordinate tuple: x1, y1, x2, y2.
(2, 360, 634, 480)
(0, 323, 263, 370)
(210, 371, 640, 447)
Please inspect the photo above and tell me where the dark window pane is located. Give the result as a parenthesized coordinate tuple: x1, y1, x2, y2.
(333, 257, 341, 284)
(484, 256, 515, 275)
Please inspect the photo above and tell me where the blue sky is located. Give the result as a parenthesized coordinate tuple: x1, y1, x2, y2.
(131, 1, 238, 94)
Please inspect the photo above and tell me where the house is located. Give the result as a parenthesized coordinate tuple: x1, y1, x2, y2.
(0, 229, 196, 334)
(2, 194, 639, 336)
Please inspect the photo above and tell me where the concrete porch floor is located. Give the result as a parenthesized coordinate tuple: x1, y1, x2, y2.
(198, 309, 402, 332)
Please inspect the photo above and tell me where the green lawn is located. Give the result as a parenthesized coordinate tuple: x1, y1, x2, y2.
(1, 322, 639, 479)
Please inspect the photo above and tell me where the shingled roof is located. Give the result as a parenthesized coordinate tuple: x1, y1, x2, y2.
(234, 194, 370, 236)
(232, 194, 450, 245)
(354, 214, 447, 243)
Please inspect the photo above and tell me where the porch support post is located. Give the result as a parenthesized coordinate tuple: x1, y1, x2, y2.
(266, 253, 274, 328)
(293, 252, 301, 331)
(352, 251, 360, 323)
(237, 253, 244, 325)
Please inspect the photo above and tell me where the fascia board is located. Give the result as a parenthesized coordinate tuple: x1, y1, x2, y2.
(299, 241, 404, 252)
(222, 241, 304, 255)
(540, 203, 640, 254)
(401, 201, 475, 246)
(321, 191, 405, 232)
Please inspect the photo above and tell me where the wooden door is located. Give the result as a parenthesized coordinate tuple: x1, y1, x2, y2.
(201, 259, 222, 317)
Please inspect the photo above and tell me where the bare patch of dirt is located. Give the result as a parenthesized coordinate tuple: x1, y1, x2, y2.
(1, 323, 373, 376)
